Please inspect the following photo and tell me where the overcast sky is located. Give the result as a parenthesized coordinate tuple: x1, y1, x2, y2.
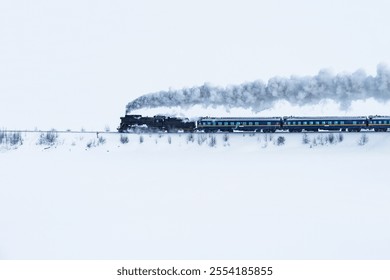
(1, 0, 390, 130)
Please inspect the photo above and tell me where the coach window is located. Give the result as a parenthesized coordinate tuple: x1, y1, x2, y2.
(334, 121, 338, 124)
(267, 122, 271, 125)
(315, 121, 320, 125)
(378, 121, 382, 124)
(303, 121, 307, 125)
(309, 121, 313, 125)
(328, 121, 332, 125)
(341, 121, 345, 124)
(353, 121, 357, 125)
(249, 122, 253, 125)
(322, 121, 326, 125)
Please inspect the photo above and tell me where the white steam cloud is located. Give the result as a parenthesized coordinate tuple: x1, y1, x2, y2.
(126, 64, 390, 113)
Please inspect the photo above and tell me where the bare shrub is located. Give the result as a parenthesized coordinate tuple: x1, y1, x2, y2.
(86, 140, 95, 148)
(9, 132, 23, 145)
(168, 136, 172, 144)
(186, 133, 194, 143)
(0, 131, 23, 146)
(317, 135, 324, 145)
(358, 134, 369, 146)
(337, 133, 344, 142)
(139, 135, 144, 144)
(328, 133, 335, 144)
(302, 133, 310, 144)
(209, 135, 217, 147)
(98, 136, 106, 145)
(38, 130, 58, 145)
(223, 134, 229, 142)
(0, 130, 6, 145)
(86, 136, 107, 148)
(197, 134, 207, 145)
(120, 135, 129, 144)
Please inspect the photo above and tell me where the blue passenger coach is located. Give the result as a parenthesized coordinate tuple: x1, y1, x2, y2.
(197, 117, 282, 132)
(368, 116, 390, 132)
(282, 116, 367, 132)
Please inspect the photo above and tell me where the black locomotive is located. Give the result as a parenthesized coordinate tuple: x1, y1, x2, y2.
(118, 115, 195, 132)
(118, 114, 390, 133)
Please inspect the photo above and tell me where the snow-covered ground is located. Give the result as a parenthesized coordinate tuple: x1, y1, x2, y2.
(1, 131, 389, 259)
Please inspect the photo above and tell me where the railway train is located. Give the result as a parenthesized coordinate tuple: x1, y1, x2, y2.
(118, 114, 390, 133)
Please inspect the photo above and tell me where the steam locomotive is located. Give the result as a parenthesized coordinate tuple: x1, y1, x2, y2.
(118, 114, 390, 133)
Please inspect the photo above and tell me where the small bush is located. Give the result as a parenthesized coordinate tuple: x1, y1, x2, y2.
(139, 135, 144, 144)
(168, 136, 172, 144)
(337, 133, 344, 142)
(120, 135, 129, 144)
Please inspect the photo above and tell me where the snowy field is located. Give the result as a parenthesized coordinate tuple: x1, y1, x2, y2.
(1, 131, 389, 259)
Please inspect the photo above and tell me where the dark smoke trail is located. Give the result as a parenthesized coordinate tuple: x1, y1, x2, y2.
(126, 64, 390, 113)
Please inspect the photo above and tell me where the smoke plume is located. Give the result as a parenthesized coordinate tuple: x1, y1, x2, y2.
(126, 64, 390, 113)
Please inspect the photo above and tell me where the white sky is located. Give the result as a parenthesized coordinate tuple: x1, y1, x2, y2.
(1, 0, 390, 130)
